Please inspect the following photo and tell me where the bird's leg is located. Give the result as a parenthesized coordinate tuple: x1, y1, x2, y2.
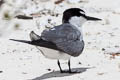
(68, 59, 72, 73)
(57, 60, 63, 73)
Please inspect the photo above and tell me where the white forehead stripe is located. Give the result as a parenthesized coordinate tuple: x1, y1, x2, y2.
(80, 11, 85, 15)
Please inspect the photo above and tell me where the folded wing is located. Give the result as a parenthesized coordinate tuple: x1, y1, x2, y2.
(41, 23, 84, 57)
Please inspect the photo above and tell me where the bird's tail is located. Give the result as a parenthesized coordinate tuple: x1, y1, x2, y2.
(10, 31, 41, 44)
(10, 31, 60, 51)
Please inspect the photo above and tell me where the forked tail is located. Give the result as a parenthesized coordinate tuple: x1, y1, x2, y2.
(10, 31, 40, 44)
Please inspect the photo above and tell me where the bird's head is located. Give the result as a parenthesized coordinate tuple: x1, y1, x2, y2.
(62, 8, 101, 27)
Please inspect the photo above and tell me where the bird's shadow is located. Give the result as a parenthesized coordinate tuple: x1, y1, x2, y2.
(31, 67, 91, 80)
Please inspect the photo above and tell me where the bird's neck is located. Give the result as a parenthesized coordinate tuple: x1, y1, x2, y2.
(77, 27, 83, 41)
(69, 22, 84, 41)
(63, 16, 86, 41)
(67, 16, 87, 41)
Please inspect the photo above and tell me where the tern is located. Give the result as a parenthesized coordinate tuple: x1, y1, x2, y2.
(10, 8, 101, 73)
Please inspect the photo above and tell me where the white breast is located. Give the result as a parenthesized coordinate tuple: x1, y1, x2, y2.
(36, 46, 71, 60)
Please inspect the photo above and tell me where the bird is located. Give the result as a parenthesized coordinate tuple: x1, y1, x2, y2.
(10, 8, 101, 73)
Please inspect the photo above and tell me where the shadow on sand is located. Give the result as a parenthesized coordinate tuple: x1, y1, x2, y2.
(32, 67, 91, 80)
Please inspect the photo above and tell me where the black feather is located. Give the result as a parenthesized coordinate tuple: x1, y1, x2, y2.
(10, 39, 63, 52)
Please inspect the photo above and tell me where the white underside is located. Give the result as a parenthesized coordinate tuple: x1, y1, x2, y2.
(36, 46, 71, 60)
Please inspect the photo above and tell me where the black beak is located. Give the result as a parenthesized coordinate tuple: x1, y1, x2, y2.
(86, 16, 102, 21)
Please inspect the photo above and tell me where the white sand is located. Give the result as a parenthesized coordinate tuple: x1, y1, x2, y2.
(0, 0, 120, 80)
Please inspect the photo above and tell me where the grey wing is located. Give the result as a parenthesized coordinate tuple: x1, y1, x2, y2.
(57, 40, 84, 57)
(41, 23, 84, 57)
(41, 24, 80, 42)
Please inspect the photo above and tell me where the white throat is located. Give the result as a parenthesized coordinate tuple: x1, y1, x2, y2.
(69, 16, 87, 41)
